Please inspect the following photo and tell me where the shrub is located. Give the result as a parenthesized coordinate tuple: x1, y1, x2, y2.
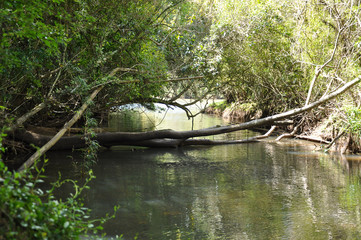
(0, 160, 115, 240)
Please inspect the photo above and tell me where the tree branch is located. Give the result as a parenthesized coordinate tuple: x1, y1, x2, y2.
(305, 27, 344, 106)
(9, 102, 47, 132)
(17, 86, 104, 172)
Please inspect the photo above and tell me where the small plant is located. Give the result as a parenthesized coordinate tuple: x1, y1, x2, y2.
(208, 100, 228, 112)
(344, 106, 361, 138)
(345, 106, 361, 150)
(0, 114, 119, 239)
(82, 111, 100, 169)
(73, 110, 101, 174)
(0, 160, 117, 239)
(0, 127, 7, 154)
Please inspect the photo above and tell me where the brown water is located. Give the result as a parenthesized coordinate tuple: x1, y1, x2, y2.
(45, 104, 361, 239)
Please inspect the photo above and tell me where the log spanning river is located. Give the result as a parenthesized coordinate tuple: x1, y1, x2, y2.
(45, 103, 361, 239)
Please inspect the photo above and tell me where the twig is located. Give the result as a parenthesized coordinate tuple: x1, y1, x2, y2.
(9, 102, 47, 132)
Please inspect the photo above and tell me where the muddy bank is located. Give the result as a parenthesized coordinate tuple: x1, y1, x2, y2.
(206, 103, 361, 154)
(307, 117, 361, 154)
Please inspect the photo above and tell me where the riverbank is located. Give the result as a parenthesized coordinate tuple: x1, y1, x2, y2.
(205, 101, 361, 154)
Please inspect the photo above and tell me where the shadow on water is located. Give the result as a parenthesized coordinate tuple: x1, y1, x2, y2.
(44, 104, 361, 239)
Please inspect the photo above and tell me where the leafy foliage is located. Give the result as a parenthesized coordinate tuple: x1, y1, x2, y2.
(345, 107, 361, 137)
(344, 106, 361, 150)
(0, 0, 207, 128)
(189, 1, 307, 114)
(1, 0, 361, 126)
(0, 160, 117, 239)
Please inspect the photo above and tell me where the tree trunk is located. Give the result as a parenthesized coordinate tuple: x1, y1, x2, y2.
(14, 74, 361, 171)
(15, 74, 361, 152)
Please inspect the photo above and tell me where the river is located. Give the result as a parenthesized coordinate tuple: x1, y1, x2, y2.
(45, 103, 361, 239)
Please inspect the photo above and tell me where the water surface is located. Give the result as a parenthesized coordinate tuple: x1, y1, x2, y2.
(46, 104, 361, 239)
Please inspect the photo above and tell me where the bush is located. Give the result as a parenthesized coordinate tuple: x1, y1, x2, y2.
(0, 160, 115, 240)
(344, 106, 361, 151)
(345, 106, 361, 138)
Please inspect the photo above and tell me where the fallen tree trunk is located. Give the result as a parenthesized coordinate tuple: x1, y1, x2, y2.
(14, 74, 361, 151)
(15, 129, 263, 149)
(13, 74, 361, 171)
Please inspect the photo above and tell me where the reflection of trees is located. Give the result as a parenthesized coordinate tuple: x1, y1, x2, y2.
(108, 110, 157, 132)
(175, 142, 361, 239)
(66, 140, 361, 239)
(251, 142, 361, 239)
(191, 188, 223, 239)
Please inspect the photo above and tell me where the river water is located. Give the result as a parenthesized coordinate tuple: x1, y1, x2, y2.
(45, 103, 361, 239)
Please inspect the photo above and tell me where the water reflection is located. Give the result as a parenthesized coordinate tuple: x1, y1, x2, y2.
(45, 106, 361, 239)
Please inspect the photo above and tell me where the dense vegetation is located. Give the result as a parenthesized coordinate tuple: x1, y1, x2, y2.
(1, 0, 360, 136)
(1, 0, 361, 238)
(1, 0, 361, 141)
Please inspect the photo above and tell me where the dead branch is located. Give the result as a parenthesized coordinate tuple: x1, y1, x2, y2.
(295, 135, 331, 144)
(18, 86, 104, 172)
(254, 125, 277, 140)
(92, 75, 204, 89)
(326, 129, 346, 149)
(275, 126, 298, 141)
(305, 27, 344, 106)
(9, 102, 47, 132)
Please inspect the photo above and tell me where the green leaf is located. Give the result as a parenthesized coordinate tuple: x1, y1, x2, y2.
(64, 221, 69, 228)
